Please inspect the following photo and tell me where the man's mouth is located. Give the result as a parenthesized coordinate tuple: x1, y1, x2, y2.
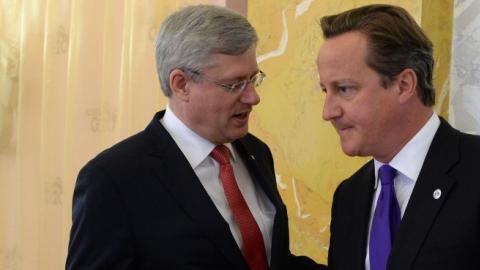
(233, 111, 249, 120)
(332, 122, 353, 133)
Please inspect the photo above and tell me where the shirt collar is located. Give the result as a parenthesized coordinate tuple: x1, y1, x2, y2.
(373, 113, 440, 188)
(160, 105, 237, 169)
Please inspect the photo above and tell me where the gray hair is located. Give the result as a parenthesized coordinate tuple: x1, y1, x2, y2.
(155, 5, 258, 97)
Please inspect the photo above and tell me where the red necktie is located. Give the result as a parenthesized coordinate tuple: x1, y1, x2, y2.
(210, 145, 269, 270)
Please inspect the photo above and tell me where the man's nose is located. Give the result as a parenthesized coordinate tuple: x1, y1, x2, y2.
(322, 92, 341, 121)
(240, 83, 261, 105)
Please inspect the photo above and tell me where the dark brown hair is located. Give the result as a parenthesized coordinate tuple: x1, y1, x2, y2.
(320, 4, 435, 106)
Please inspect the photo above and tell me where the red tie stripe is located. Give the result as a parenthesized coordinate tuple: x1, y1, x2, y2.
(210, 145, 268, 270)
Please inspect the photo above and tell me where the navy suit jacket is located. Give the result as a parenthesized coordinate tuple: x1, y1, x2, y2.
(66, 111, 324, 270)
(328, 118, 480, 269)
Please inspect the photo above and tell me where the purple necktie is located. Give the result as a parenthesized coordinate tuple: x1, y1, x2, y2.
(369, 164, 401, 270)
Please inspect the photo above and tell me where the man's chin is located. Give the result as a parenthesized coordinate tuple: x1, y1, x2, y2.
(342, 148, 370, 158)
(340, 143, 361, 157)
(230, 128, 249, 141)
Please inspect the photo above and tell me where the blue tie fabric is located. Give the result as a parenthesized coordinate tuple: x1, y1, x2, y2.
(369, 164, 401, 270)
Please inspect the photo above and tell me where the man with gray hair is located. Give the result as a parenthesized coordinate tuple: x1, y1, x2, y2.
(66, 5, 324, 270)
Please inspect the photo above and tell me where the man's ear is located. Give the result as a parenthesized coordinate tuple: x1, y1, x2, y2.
(396, 68, 418, 104)
(169, 69, 190, 101)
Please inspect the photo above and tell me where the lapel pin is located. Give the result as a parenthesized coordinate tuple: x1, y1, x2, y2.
(433, 189, 442, 200)
(250, 155, 255, 160)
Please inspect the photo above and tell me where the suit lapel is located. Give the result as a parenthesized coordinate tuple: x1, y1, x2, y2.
(233, 138, 287, 270)
(349, 161, 377, 270)
(388, 119, 460, 270)
(233, 139, 283, 207)
(144, 111, 248, 270)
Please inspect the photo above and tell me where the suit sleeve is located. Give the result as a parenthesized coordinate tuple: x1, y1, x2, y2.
(65, 162, 136, 270)
(286, 255, 328, 270)
(326, 179, 343, 270)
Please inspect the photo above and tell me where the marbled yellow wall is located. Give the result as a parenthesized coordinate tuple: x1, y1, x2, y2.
(0, 0, 453, 268)
(422, 0, 453, 117)
(248, 0, 452, 263)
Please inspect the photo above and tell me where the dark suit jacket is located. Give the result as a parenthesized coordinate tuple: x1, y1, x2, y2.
(66, 111, 323, 270)
(328, 118, 480, 270)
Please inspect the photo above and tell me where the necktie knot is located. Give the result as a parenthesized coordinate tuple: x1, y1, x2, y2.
(210, 145, 231, 165)
(378, 164, 397, 186)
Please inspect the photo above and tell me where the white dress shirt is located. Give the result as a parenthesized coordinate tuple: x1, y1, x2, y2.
(160, 106, 276, 264)
(365, 113, 441, 270)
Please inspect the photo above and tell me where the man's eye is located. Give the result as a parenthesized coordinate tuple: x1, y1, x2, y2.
(338, 86, 354, 93)
(337, 86, 357, 98)
(230, 81, 246, 90)
(338, 86, 350, 92)
(230, 82, 241, 89)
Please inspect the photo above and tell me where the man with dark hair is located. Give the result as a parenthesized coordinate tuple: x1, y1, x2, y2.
(318, 4, 480, 270)
(66, 5, 324, 270)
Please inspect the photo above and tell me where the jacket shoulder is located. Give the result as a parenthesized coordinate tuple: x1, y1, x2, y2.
(87, 131, 149, 169)
(340, 160, 374, 189)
